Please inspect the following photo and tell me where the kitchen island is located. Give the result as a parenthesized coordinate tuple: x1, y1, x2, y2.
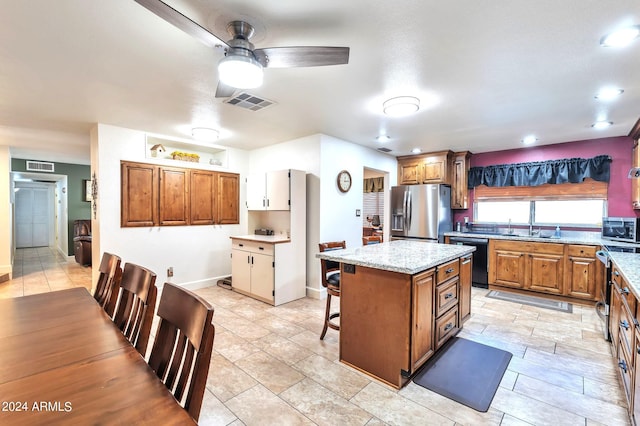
(317, 240, 475, 388)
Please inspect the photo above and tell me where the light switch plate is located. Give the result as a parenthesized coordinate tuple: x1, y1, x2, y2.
(356, 209, 361, 217)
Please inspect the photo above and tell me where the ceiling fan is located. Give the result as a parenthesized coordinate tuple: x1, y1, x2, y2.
(133, 0, 350, 98)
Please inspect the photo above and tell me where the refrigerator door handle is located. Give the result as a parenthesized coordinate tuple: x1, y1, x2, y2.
(407, 190, 412, 230)
(403, 190, 408, 231)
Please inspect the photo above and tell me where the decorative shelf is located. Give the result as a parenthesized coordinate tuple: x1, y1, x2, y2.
(145, 135, 228, 168)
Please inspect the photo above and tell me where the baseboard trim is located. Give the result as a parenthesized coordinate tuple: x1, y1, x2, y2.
(306, 286, 326, 300)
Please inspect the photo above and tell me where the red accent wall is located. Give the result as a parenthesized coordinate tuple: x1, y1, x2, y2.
(453, 136, 638, 225)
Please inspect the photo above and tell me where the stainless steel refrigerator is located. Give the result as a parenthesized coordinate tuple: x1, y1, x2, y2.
(390, 184, 452, 242)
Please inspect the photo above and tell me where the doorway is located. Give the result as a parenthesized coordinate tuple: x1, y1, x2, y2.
(14, 182, 54, 248)
(11, 172, 68, 256)
(363, 168, 387, 242)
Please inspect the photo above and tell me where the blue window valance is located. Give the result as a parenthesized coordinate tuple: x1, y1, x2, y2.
(468, 155, 611, 189)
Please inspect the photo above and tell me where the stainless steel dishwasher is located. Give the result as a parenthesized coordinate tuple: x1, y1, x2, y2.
(448, 236, 489, 288)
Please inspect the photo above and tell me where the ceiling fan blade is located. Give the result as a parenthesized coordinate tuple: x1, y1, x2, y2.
(215, 81, 236, 98)
(134, 0, 227, 49)
(254, 46, 349, 68)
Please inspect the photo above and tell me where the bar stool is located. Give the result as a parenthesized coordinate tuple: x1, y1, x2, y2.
(362, 235, 382, 245)
(318, 241, 346, 340)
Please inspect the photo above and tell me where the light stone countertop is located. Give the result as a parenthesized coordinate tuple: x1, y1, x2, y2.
(608, 252, 640, 299)
(316, 240, 476, 275)
(444, 231, 640, 249)
(231, 234, 290, 244)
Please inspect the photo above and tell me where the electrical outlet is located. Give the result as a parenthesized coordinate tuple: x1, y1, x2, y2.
(167, 267, 173, 277)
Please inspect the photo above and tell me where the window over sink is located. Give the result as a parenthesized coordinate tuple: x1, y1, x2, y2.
(473, 179, 607, 228)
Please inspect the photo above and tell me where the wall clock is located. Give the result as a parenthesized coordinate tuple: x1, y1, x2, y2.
(337, 170, 352, 193)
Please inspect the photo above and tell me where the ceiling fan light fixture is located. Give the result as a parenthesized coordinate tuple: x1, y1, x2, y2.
(383, 96, 420, 117)
(218, 55, 263, 89)
(192, 127, 219, 142)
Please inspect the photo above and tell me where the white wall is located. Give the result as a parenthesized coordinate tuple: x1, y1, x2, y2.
(249, 133, 397, 298)
(0, 145, 11, 277)
(92, 124, 250, 290)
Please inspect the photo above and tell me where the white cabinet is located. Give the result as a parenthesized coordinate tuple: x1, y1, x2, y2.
(246, 170, 291, 210)
(231, 240, 275, 304)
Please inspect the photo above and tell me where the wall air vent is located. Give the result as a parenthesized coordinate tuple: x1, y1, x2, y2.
(377, 147, 392, 153)
(223, 92, 276, 111)
(26, 160, 55, 172)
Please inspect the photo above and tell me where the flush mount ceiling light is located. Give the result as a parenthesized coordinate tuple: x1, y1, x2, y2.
(592, 120, 613, 130)
(595, 87, 624, 100)
(383, 96, 420, 117)
(600, 25, 640, 47)
(192, 127, 220, 142)
(376, 135, 391, 143)
(411, 147, 422, 154)
(522, 135, 538, 145)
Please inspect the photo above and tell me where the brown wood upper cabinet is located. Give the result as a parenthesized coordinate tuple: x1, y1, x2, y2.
(121, 161, 239, 227)
(451, 151, 471, 209)
(397, 150, 454, 185)
(632, 139, 640, 210)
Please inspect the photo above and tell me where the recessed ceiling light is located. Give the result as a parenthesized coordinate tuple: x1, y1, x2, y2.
(383, 96, 420, 117)
(522, 135, 538, 145)
(411, 148, 422, 154)
(192, 127, 220, 142)
(600, 25, 640, 47)
(591, 121, 613, 130)
(595, 87, 624, 100)
(376, 135, 391, 143)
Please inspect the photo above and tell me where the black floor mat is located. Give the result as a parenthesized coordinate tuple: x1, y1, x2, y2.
(412, 337, 512, 412)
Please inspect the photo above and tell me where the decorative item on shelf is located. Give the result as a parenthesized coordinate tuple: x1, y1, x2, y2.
(90, 172, 98, 219)
(150, 144, 166, 158)
(170, 151, 200, 163)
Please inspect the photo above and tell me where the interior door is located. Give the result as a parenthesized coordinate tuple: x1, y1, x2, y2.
(15, 186, 52, 248)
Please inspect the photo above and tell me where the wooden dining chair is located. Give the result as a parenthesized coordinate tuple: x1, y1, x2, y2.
(362, 235, 383, 245)
(111, 263, 157, 357)
(93, 252, 122, 317)
(148, 283, 215, 421)
(318, 241, 346, 340)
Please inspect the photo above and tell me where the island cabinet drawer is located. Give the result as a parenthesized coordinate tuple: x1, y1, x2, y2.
(436, 259, 459, 284)
(612, 267, 637, 314)
(618, 297, 635, 357)
(617, 337, 633, 408)
(232, 240, 274, 256)
(435, 306, 459, 350)
(435, 277, 458, 317)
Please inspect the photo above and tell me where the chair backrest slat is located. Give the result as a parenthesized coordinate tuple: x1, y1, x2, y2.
(112, 263, 157, 357)
(93, 252, 122, 317)
(148, 283, 215, 421)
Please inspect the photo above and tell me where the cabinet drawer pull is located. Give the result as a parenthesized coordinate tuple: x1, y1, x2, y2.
(620, 320, 630, 330)
(461, 259, 471, 265)
(239, 243, 244, 247)
(614, 270, 620, 277)
(637, 345, 640, 355)
(445, 268, 454, 273)
(258, 246, 265, 251)
(444, 293, 454, 300)
(622, 287, 630, 295)
(619, 359, 628, 374)
(444, 323, 454, 332)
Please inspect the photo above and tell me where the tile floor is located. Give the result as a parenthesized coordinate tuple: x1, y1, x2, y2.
(0, 247, 630, 425)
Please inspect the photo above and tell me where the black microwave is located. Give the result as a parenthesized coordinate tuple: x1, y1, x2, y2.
(602, 217, 640, 243)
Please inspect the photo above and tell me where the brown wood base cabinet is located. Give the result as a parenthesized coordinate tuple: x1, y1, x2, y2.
(488, 239, 602, 303)
(340, 256, 465, 389)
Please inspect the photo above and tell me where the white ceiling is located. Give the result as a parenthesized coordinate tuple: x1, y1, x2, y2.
(0, 0, 638, 165)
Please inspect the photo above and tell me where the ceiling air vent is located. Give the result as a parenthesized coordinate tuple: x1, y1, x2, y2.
(26, 160, 55, 172)
(377, 147, 392, 153)
(224, 92, 275, 111)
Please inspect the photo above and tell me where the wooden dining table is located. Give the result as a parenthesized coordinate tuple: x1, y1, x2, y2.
(0, 287, 196, 425)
